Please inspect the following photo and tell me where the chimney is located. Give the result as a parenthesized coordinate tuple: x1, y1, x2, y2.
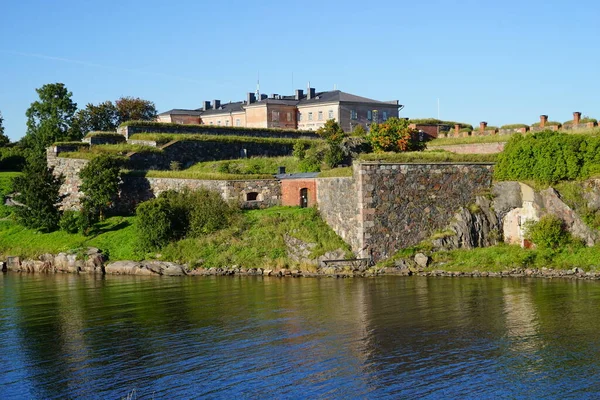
(455, 124, 460, 135)
(480, 121, 487, 132)
(295, 89, 304, 100)
(213, 100, 221, 110)
(540, 115, 548, 127)
(307, 87, 316, 100)
(247, 92, 256, 104)
(260, 94, 268, 101)
(203, 101, 211, 110)
(573, 111, 581, 125)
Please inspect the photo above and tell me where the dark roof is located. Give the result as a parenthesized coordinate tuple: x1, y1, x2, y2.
(298, 90, 399, 106)
(158, 108, 204, 116)
(201, 101, 245, 116)
(275, 172, 319, 180)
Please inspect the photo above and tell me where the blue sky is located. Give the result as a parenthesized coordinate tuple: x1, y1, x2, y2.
(1, 0, 599, 140)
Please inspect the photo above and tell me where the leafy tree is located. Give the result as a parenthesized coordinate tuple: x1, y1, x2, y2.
(0, 111, 9, 147)
(12, 155, 64, 232)
(115, 97, 157, 124)
(524, 215, 572, 249)
(22, 83, 78, 153)
(316, 119, 347, 168)
(351, 124, 366, 136)
(367, 117, 425, 153)
(79, 154, 122, 224)
(71, 101, 118, 137)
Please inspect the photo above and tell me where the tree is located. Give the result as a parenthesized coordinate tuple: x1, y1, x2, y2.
(0, 111, 9, 147)
(115, 97, 157, 124)
(367, 117, 425, 153)
(79, 154, 122, 223)
(316, 119, 347, 168)
(71, 101, 118, 137)
(23, 83, 78, 153)
(12, 155, 64, 232)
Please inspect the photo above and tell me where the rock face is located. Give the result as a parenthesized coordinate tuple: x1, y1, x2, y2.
(4, 248, 106, 274)
(105, 261, 187, 276)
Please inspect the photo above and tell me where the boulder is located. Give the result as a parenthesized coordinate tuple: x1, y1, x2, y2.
(105, 261, 152, 275)
(414, 253, 430, 268)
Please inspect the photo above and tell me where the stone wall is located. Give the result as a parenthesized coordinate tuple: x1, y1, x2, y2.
(119, 176, 280, 213)
(316, 177, 361, 252)
(47, 151, 88, 210)
(118, 124, 319, 140)
(427, 142, 506, 154)
(358, 163, 494, 261)
(127, 139, 297, 170)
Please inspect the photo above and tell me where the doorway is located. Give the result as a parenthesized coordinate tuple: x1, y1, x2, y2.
(300, 188, 308, 208)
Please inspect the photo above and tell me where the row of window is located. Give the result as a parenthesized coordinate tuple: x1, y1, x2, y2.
(298, 110, 335, 122)
(208, 109, 389, 126)
(211, 119, 243, 126)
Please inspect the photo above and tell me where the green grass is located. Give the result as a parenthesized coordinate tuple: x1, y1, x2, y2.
(563, 118, 598, 125)
(427, 135, 509, 146)
(0, 172, 20, 218)
(359, 151, 497, 163)
(120, 120, 313, 135)
(429, 244, 600, 272)
(0, 216, 138, 260)
(409, 118, 473, 130)
(128, 133, 319, 146)
(84, 131, 123, 138)
(187, 156, 301, 175)
(500, 124, 529, 130)
(125, 170, 275, 180)
(531, 121, 562, 127)
(0, 207, 351, 269)
(317, 167, 353, 177)
(158, 206, 352, 268)
(58, 144, 162, 159)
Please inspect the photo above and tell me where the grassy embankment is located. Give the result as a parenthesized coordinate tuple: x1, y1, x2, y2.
(0, 201, 350, 269)
(359, 151, 497, 163)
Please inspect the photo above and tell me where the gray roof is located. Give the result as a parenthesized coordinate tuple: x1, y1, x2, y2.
(158, 108, 204, 116)
(298, 90, 399, 106)
(201, 101, 245, 116)
(275, 172, 319, 180)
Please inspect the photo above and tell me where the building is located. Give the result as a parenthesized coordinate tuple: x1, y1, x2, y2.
(157, 87, 402, 132)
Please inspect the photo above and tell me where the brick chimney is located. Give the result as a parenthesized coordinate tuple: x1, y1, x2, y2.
(540, 115, 548, 127)
(480, 121, 487, 132)
(573, 111, 581, 125)
(455, 124, 460, 135)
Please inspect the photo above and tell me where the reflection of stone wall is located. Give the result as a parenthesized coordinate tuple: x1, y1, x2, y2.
(316, 177, 361, 253)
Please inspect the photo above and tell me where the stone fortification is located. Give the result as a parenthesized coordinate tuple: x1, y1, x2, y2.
(316, 163, 494, 262)
(118, 124, 319, 140)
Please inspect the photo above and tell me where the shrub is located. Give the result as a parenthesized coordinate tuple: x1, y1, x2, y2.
(135, 188, 237, 252)
(0, 147, 27, 171)
(59, 210, 82, 234)
(367, 117, 426, 153)
(169, 161, 181, 171)
(524, 215, 572, 249)
(316, 120, 347, 168)
(351, 125, 366, 136)
(79, 154, 123, 222)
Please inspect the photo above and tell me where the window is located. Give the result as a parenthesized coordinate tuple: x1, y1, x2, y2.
(246, 192, 259, 201)
(308, 112, 313, 121)
(383, 111, 388, 121)
(298, 112, 303, 121)
(236, 119, 241, 126)
(351, 110, 357, 120)
(367, 110, 372, 121)
(318, 111, 323, 120)
(287, 112, 292, 122)
(225, 120, 230, 126)
(328, 110, 334, 119)
(217, 120, 221, 125)
(272, 111, 280, 122)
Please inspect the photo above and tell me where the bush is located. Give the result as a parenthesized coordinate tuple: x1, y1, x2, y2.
(59, 210, 83, 234)
(79, 154, 123, 222)
(169, 161, 181, 171)
(524, 215, 572, 249)
(0, 147, 27, 171)
(367, 117, 426, 153)
(494, 131, 600, 184)
(135, 188, 237, 252)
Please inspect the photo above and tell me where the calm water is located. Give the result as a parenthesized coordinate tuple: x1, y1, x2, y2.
(2, 274, 600, 399)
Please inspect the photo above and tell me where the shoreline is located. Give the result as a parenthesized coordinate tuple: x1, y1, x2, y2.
(2, 251, 599, 280)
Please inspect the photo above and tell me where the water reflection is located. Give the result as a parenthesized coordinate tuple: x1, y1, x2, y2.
(2, 274, 600, 398)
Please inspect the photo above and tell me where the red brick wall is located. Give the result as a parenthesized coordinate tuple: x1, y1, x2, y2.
(281, 179, 317, 207)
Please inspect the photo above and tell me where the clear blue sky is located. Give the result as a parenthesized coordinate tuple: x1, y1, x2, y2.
(1, 0, 599, 140)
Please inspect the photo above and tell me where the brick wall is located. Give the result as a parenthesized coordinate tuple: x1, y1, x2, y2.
(280, 179, 317, 207)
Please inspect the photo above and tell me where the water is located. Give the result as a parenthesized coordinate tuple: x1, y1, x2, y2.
(1, 274, 600, 399)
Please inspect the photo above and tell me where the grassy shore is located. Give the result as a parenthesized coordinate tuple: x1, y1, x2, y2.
(0, 207, 351, 269)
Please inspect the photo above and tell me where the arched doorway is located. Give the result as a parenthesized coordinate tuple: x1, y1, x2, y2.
(299, 188, 308, 208)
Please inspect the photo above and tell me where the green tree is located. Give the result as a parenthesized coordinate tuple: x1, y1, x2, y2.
(0, 111, 9, 147)
(367, 117, 425, 152)
(316, 119, 347, 168)
(22, 83, 78, 153)
(12, 155, 64, 232)
(79, 154, 122, 223)
(115, 97, 157, 123)
(524, 215, 572, 249)
(71, 101, 118, 137)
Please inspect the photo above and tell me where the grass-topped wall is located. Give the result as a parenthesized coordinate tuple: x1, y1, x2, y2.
(118, 120, 320, 140)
